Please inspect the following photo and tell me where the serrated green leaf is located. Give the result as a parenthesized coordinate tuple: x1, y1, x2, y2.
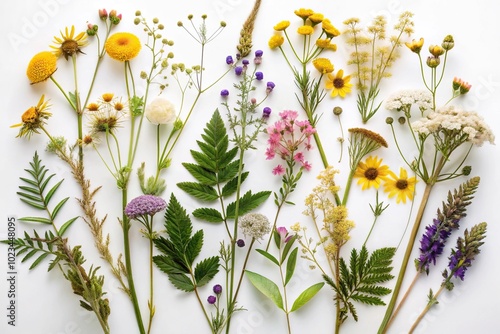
(350, 293, 385, 306)
(285, 247, 298, 286)
(245, 270, 283, 310)
(290, 282, 325, 312)
(182, 163, 217, 186)
(177, 182, 219, 202)
(58, 216, 78, 236)
(191, 150, 217, 171)
(221, 172, 249, 198)
(192, 208, 224, 223)
(218, 147, 238, 170)
(168, 273, 195, 292)
(226, 191, 272, 219)
(218, 159, 240, 183)
(153, 254, 189, 275)
(194, 256, 219, 287)
(185, 230, 203, 266)
(255, 249, 279, 266)
(52, 197, 70, 221)
(29, 252, 51, 270)
(197, 140, 217, 162)
(18, 216, 52, 225)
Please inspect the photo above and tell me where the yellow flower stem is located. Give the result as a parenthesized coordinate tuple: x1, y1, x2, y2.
(378, 156, 446, 334)
(341, 167, 356, 206)
(71, 54, 84, 165)
(408, 284, 445, 333)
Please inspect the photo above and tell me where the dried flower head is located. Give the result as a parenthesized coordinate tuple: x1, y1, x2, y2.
(50, 25, 87, 60)
(239, 213, 271, 240)
(405, 37, 424, 53)
(11, 95, 52, 138)
(385, 89, 433, 116)
(105, 32, 142, 61)
(26, 51, 58, 84)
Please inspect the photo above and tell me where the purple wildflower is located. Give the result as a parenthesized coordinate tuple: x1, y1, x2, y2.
(276, 227, 292, 243)
(262, 107, 272, 119)
(226, 55, 234, 65)
(207, 295, 217, 304)
(416, 218, 452, 274)
(255, 50, 263, 57)
(266, 81, 275, 94)
(236, 239, 245, 247)
(220, 89, 229, 97)
(213, 284, 222, 295)
(124, 195, 167, 219)
(255, 72, 264, 81)
(447, 249, 469, 280)
(235, 66, 243, 76)
(242, 59, 249, 66)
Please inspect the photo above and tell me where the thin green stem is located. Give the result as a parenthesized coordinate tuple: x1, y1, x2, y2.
(147, 227, 155, 334)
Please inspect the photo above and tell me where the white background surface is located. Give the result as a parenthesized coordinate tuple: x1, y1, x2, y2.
(1, 1, 499, 333)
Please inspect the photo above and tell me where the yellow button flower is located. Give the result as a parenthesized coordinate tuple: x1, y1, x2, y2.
(297, 25, 314, 36)
(294, 8, 314, 20)
(273, 21, 290, 31)
(312, 58, 334, 74)
(105, 32, 142, 61)
(268, 35, 285, 49)
(26, 51, 57, 84)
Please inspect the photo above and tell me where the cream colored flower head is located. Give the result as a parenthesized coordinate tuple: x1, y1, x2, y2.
(145, 97, 176, 125)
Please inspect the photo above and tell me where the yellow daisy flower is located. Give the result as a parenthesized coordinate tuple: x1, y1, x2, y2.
(50, 25, 87, 60)
(312, 58, 334, 74)
(326, 69, 353, 98)
(354, 156, 390, 190)
(105, 32, 142, 62)
(322, 19, 341, 38)
(273, 21, 290, 31)
(316, 38, 337, 51)
(268, 35, 285, 49)
(11, 95, 52, 138)
(297, 25, 314, 36)
(26, 51, 57, 84)
(383, 167, 417, 204)
(405, 37, 424, 53)
(294, 8, 314, 20)
(308, 13, 324, 25)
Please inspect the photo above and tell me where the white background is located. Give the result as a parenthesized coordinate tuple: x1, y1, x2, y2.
(1, 0, 499, 334)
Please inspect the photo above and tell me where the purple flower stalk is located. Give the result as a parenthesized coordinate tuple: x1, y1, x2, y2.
(416, 218, 453, 274)
(124, 195, 167, 219)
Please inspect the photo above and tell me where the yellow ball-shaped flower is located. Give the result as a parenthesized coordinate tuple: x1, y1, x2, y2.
(26, 51, 57, 84)
(105, 32, 141, 61)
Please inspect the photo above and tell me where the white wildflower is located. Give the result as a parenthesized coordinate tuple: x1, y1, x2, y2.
(239, 213, 271, 240)
(385, 89, 433, 114)
(145, 97, 176, 125)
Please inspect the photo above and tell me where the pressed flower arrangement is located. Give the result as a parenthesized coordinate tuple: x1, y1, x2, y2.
(4, 1, 498, 334)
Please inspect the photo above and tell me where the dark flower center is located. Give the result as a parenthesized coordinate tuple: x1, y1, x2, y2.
(333, 78, 345, 89)
(396, 179, 408, 190)
(364, 167, 378, 180)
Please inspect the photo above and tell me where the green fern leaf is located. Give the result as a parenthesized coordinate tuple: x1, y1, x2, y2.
(182, 163, 217, 186)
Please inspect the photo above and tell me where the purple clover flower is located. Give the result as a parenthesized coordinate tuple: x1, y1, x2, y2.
(213, 284, 222, 295)
(235, 66, 243, 76)
(262, 107, 272, 119)
(220, 89, 229, 97)
(242, 59, 249, 66)
(266, 81, 275, 94)
(255, 50, 263, 57)
(207, 295, 217, 304)
(255, 72, 264, 81)
(237, 239, 245, 247)
(226, 55, 234, 65)
(124, 195, 167, 219)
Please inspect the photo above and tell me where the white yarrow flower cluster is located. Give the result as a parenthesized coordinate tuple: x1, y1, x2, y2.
(145, 97, 176, 125)
(239, 213, 271, 240)
(385, 89, 433, 114)
(411, 105, 495, 146)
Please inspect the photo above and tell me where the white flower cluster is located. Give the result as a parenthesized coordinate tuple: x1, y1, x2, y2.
(411, 105, 495, 146)
(239, 213, 271, 240)
(145, 97, 176, 125)
(385, 89, 433, 114)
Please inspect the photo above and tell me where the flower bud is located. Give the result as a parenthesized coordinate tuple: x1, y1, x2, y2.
(426, 56, 440, 68)
(385, 117, 394, 125)
(86, 23, 98, 36)
(99, 9, 108, 20)
(405, 38, 424, 53)
(428, 45, 444, 57)
(442, 35, 454, 51)
(398, 116, 406, 125)
(333, 106, 343, 116)
(462, 166, 472, 176)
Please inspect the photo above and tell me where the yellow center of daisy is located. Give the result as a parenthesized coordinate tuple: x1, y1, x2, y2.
(364, 167, 379, 180)
(396, 179, 408, 190)
(21, 107, 38, 123)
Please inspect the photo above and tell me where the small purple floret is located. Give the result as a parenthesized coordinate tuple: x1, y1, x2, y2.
(207, 295, 217, 304)
(220, 89, 229, 97)
(235, 66, 243, 76)
(255, 50, 263, 57)
(124, 195, 167, 219)
(213, 284, 222, 295)
(255, 72, 264, 80)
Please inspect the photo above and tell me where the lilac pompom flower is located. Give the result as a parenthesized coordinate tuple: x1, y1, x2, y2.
(220, 89, 229, 97)
(125, 194, 166, 238)
(226, 55, 234, 65)
(255, 72, 264, 80)
(207, 295, 217, 304)
(235, 66, 243, 76)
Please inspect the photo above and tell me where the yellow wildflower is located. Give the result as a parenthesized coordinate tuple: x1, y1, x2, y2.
(268, 34, 285, 49)
(26, 51, 57, 84)
(273, 21, 290, 31)
(316, 39, 337, 51)
(322, 19, 340, 38)
(405, 37, 424, 53)
(308, 13, 324, 25)
(326, 69, 353, 98)
(105, 32, 141, 61)
(312, 58, 334, 74)
(11, 95, 52, 138)
(294, 8, 314, 20)
(383, 167, 417, 204)
(354, 156, 391, 190)
(297, 25, 314, 36)
(50, 25, 87, 60)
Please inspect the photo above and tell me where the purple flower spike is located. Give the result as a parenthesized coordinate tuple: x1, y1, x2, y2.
(255, 72, 264, 80)
(226, 55, 234, 65)
(213, 284, 222, 295)
(235, 66, 243, 76)
(220, 89, 229, 97)
(255, 50, 263, 57)
(207, 295, 217, 304)
(124, 195, 167, 219)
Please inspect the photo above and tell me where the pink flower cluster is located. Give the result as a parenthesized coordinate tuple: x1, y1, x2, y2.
(265, 110, 316, 175)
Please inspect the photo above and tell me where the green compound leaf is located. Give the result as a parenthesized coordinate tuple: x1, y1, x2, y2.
(192, 208, 224, 223)
(245, 270, 283, 310)
(176, 182, 219, 202)
(194, 256, 220, 287)
(226, 191, 272, 219)
(290, 282, 325, 312)
(182, 163, 217, 186)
